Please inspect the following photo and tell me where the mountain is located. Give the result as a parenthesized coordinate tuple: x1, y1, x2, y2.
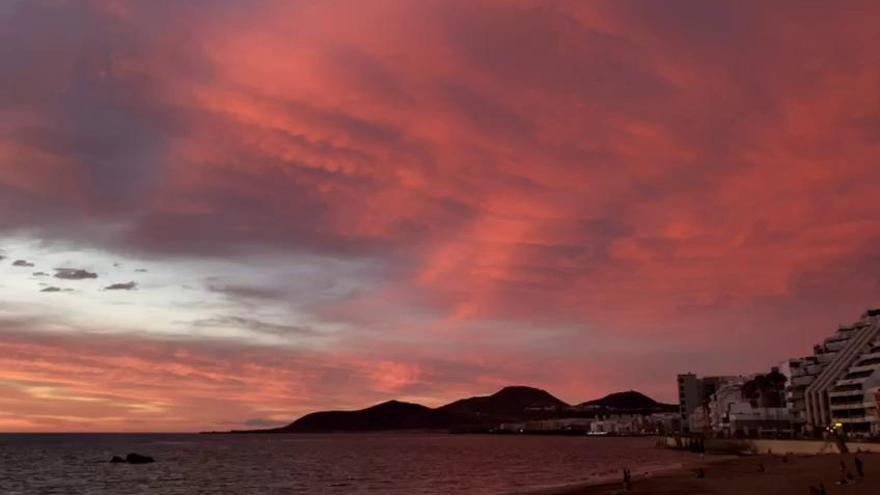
(577, 391, 677, 413)
(231, 386, 671, 434)
(262, 400, 452, 433)
(438, 386, 568, 420)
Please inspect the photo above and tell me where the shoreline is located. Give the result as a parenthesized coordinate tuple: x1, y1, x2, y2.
(531, 452, 879, 495)
(502, 454, 729, 495)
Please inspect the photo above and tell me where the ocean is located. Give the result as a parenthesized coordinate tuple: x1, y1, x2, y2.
(0, 434, 697, 494)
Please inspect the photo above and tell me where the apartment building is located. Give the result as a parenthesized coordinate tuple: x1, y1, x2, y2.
(677, 373, 739, 433)
(827, 322, 880, 436)
(784, 355, 824, 430)
(678, 309, 880, 438)
(793, 309, 880, 435)
(709, 369, 793, 437)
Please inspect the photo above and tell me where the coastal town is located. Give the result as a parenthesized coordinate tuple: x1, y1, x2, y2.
(679, 308, 880, 440)
(5, 0, 880, 493)
(486, 308, 880, 442)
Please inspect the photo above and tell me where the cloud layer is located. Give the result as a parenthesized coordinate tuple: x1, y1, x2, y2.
(1, 0, 880, 431)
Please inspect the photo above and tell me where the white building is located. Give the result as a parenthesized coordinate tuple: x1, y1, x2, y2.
(709, 379, 746, 433)
(707, 371, 793, 438)
(677, 374, 739, 433)
(497, 418, 592, 433)
(589, 413, 677, 435)
(828, 328, 880, 436)
(784, 355, 825, 429)
(787, 309, 880, 436)
(680, 308, 880, 438)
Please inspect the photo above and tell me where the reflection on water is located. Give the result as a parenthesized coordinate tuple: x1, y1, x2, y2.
(0, 433, 697, 494)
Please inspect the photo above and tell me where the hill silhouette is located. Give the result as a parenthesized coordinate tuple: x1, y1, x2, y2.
(265, 400, 453, 433)
(438, 386, 568, 419)
(578, 391, 677, 413)
(236, 386, 672, 433)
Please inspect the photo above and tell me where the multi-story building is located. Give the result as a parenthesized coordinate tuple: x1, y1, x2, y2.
(709, 378, 746, 433)
(677, 373, 738, 433)
(784, 355, 825, 431)
(708, 369, 793, 437)
(678, 308, 880, 438)
(827, 324, 880, 436)
(791, 309, 880, 435)
(589, 412, 680, 435)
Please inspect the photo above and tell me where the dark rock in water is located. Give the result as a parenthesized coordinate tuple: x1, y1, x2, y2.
(125, 453, 155, 464)
(110, 453, 154, 464)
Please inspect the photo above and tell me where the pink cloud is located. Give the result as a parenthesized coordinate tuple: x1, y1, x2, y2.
(1, 0, 880, 430)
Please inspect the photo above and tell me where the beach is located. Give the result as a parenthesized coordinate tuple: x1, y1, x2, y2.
(547, 453, 879, 495)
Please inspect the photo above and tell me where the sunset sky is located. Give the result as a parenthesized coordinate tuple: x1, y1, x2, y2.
(2, 0, 880, 432)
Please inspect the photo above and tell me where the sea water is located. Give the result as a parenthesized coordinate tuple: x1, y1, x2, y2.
(0, 433, 697, 494)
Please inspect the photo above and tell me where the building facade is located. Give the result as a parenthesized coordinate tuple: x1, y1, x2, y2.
(708, 369, 793, 437)
(801, 310, 880, 435)
(677, 373, 738, 433)
(784, 355, 825, 431)
(827, 321, 880, 436)
(677, 308, 880, 439)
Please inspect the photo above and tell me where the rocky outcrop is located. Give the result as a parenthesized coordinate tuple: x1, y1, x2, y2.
(110, 453, 155, 464)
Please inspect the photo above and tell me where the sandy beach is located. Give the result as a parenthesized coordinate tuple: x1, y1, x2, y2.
(547, 453, 879, 495)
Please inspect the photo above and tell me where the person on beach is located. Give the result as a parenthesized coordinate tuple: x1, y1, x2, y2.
(622, 467, 631, 491)
(854, 455, 864, 478)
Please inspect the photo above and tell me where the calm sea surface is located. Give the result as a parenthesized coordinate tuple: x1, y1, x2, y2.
(0, 434, 697, 494)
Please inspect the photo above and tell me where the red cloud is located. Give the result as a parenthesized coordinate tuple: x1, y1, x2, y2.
(2, 0, 880, 430)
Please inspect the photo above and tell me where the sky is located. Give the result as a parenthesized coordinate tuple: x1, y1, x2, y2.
(1, 0, 880, 432)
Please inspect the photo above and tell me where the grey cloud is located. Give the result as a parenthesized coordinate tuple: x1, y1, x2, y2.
(54, 268, 98, 280)
(207, 284, 287, 301)
(12, 259, 34, 267)
(104, 281, 137, 291)
(191, 316, 318, 337)
(0, 1, 199, 210)
(40, 286, 72, 293)
(0, 0, 215, 239)
(32, 271, 48, 277)
(135, 268, 148, 273)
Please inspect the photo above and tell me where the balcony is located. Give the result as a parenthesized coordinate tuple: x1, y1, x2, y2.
(829, 388, 864, 398)
(835, 417, 871, 424)
(836, 377, 869, 387)
(830, 402, 870, 411)
(855, 353, 880, 364)
(824, 340, 848, 352)
(849, 364, 880, 374)
(816, 353, 836, 364)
